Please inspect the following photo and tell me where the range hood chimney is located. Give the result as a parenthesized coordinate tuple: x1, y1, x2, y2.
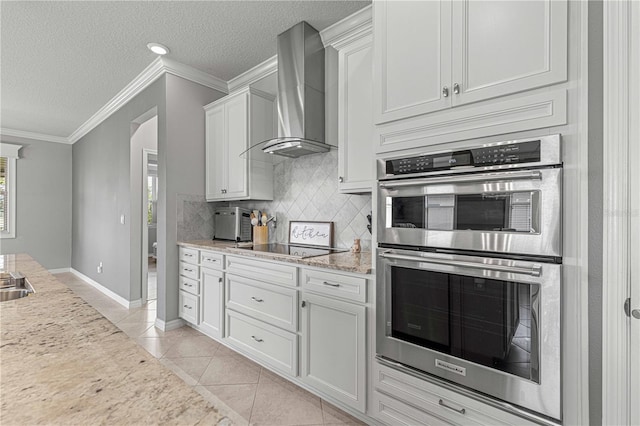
(262, 22, 330, 158)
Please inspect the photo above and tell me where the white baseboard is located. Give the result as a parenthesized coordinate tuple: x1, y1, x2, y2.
(70, 268, 141, 309)
(49, 268, 71, 274)
(155, 318, 185, 332)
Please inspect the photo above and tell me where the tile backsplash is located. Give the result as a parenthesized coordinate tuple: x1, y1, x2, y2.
(232, 149, 372, 250)
(177, 193, 216, 242)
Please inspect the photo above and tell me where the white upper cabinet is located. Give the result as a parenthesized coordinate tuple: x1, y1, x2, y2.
(374, 0, 452, 124)
(337, 34, 375, 193)
(451, 0, 567, 106)
(204, 87, 275, 201)
(373, 0, 567, 125)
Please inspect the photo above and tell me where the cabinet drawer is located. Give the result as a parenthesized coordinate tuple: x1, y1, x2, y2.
(179, 275, 200, 296)
(179, 290, 199, 325)
(200, 251, 224, 270)
(373, 391, 452, 426)
(226, 255, 297, 287)
(226, 310, 297, 377)
(374, 362, 537, 426)
(179, 247, 199, 263)
(301, 269, 367, 303)
(226, 274, 297, 332)
(179, 261, 199, 280)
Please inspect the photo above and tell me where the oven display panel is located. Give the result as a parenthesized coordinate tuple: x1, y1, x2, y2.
(386, 140, 541, 176)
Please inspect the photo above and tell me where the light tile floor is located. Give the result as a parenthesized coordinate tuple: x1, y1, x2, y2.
(55, 272, 367, 426)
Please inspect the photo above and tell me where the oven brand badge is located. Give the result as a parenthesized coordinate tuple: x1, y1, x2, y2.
(435, 359, 466, 376)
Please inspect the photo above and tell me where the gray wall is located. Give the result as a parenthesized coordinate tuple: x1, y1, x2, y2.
(0, 136, 72, 269)
(157, 73, 224, 323)
(72, 76, 166, 301)
(587, 1, 604, 423)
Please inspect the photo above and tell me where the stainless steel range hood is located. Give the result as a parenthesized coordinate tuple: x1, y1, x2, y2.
(262, 22, 330, 158)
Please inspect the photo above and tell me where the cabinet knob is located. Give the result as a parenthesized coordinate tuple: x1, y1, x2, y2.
(453, 83, 460, 95)
(338, 176, 344, 183)
(442, 86, 449, 97)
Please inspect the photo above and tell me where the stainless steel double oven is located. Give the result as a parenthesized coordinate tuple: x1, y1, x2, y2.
(376, 135, 562, 421)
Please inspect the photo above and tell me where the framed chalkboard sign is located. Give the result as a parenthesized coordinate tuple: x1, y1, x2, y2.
(288, 221, 333, 248)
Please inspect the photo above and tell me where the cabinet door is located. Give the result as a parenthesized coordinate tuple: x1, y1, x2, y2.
(200, 267, 224, 339)
(338, 35, 374, 193)
(373, 0, 452, 124)
(451, 0, 567, 106)
(300, 293, 366, 412)
(205, 105, 226, 201)
(225, 93, 249, 199)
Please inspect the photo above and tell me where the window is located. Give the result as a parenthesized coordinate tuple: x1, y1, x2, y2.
(147, 173, 158, 225)
(0, 143, 21, 239)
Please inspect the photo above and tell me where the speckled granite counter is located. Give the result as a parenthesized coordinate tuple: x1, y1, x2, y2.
(178, 240, 373, 275)
(0, 254, 226, 425)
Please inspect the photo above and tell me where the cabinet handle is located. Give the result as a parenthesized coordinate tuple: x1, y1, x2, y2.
(218, 277, 223, 283)
(183, 305, 192, 309)
(453, 83, 460, 95)
(439, 399, 465, 414)
(251, 296, 264, 303)
(184, 283, 193, 287)
(183, 268, 193, 273)
(338, 176, 344, 183)
(301, 301, 307, 308)
(184, 253, 193, 257)
(251, 335, 264, 343)
(442, 86, 449, 97)
(322, 281, 340, 288)
(205, 258, 217, 263)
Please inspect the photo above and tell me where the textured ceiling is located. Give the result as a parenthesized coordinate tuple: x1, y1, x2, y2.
(0, 0, 369, 139)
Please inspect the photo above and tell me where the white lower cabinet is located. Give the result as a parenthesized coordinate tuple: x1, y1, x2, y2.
(200, 267, 224, 339)
(373, 361, 539, 426)
(179, 290, 199, 325)
(300, 292, 366, 413)
(226, 309, 297, 376)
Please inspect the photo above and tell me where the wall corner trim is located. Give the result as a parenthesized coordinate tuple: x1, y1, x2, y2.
(228, 55, 278, 93)
(154, 317, 185, 332)
(48, 268, 71, 274)
(67, 58, 229, 145)
(70, 268, 140, 309)
(321, 5, 372, 49)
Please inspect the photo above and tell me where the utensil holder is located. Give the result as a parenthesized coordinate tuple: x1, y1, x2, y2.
(253, 226, 268, 245)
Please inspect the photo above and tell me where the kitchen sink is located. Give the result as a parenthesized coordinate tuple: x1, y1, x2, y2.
(0, 272, 35, 302)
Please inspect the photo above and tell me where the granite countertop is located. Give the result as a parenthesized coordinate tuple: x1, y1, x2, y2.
(0, 254, 226, 425)
(178, 240, 373, 275)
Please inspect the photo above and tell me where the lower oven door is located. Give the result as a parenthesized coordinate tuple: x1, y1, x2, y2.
(376, 248, 561, 420)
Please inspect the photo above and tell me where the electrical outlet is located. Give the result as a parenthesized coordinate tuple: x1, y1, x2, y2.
(97, 262, 103, 274)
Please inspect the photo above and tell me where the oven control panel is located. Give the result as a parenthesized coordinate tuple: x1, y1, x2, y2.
(385, 140, 544, 176)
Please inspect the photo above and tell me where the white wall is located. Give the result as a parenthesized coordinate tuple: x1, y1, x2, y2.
(0, 135, 72, 269)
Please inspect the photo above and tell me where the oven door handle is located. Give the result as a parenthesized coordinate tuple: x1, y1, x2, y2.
(378, 170, 542, 189)
(379, 251, 542, 277)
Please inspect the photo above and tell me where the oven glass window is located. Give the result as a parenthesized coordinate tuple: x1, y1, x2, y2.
(387, 191, 538, 233)
(391, 266, 537, 381)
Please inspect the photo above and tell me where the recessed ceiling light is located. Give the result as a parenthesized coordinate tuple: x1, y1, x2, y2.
(147, 43, 170, 55)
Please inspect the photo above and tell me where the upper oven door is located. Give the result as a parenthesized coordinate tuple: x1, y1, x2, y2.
(377, 168, 562, 257)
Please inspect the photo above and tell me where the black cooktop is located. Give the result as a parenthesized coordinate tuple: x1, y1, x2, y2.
(238, 244, 346, 259)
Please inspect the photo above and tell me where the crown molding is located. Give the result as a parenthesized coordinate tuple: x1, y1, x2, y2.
(68, 58, 166, 144)
(227, 55, 278, 93)
(8, 7, 371, 146)
(320, 4, 372, 49)
(160, 57, 229, 94)
(0, 128, 71, 144)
